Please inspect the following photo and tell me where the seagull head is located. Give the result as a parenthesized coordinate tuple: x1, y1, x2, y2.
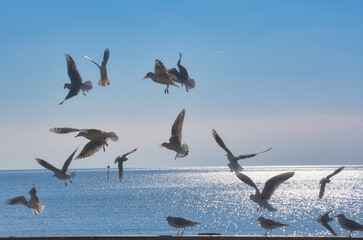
(256, 216, 264, 221)
(64, 83, 71, 89)
(75, 132, 87, 138)
(160, 142, 168, 148)
(142, 72, 153, 80)
(335, 214, 345, 219)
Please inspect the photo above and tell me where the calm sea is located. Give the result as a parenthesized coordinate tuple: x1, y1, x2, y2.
(0, 166, 362, 237)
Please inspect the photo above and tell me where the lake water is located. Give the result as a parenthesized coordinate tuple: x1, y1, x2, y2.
(0, 166, 362, 237)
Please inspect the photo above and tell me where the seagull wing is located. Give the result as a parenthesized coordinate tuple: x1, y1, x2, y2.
(65, 54, 82, 84)
(121, 148, 137, 158)
(177, 52, 190, 78)
(154, 59, 170, 77)
(235, 171, 260, 194)
(118, 161, 124, 182)
(84, 55, 101, 68)
(319, 181, 327, 199)
(235, 148, 272, 161)
(36, 158, 62, 175)
(102, 48, 110, 66)
(76, 140, 104, 159)
(322, 222, 338, 236)
(60, 87, 80, 105)
(212, 129, 233, 157)
(326, 166, 345, 180)
(50, 127, 81, 134)
(61, 146, 79, 173)
(168, 68, 180, 83)
(260, 172, 295, 200)
(171, 109, 185, 143)
(173, 217, 199, 226)
(5, 196, 28, 205)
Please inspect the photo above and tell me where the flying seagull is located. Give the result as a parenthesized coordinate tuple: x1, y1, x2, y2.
(166, 216, 199, 235)
(256, 216, 288, 236)
(317, 208, 338, 236)
(84, 48, 111, 87)
(335, 214, 363, 237)
(212, 129, 271, 173)
(160, 109, 189, 159)
(60, 54, 93, 105)
(319, 166, 345, 199)
(50, 127, 118, 159)
(235, 171, 294, 212)
(142, 59, 179, 94)
(36, 147, 79, 185)
(168, 52, 195, 92)
(114, 148, 137, 182)
(5, 187, 45, 214)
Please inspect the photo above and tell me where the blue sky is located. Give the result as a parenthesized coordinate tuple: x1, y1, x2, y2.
(0, 0, 362, 169)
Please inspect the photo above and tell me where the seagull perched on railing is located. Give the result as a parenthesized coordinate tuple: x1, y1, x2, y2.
(166, 216, 199, 235)
(84, 48, 111, 87)
(50, 127, 118, 159)
(60, 54, 93, 105)
(114, 148, 137, 182)
(317, 208, 338, 236)
(160, 109, 189, 159)
(235, 171, 294, 212)
(212, 129, 271, 173)
(5, 187, 45, 214)
(256, 216, 288, 236)
(168, 52, 195, 92)
(319, 166, 345, 199)
(335, 214, 363, 237)
(36, 147, 79, 185)
(143, 59, 179, 94)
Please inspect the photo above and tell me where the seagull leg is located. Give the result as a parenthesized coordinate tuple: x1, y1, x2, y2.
(70, 179, 72, 184)
(65, 181, 67, 186)
(177, 229, 180, 236)
(270, 229, 272, 236)
(349, 231, 352, 238)
(83, 92, 87, 96)
(181, 228, 185, 235)
(265, 229, 268, 236)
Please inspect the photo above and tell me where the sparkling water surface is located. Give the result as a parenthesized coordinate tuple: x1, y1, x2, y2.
(0, 166, 362, 237)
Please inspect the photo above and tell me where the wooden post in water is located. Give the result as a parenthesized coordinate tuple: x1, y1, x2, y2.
(107, 165, 110, 181)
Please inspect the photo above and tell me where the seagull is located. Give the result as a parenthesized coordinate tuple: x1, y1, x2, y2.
(317, 208, 338, 236)
(114, 148, 137, 182)
(84, 48, 111, 87)
(319, 166, 345, 199)
(60, 54, 93, 105)
(5, 187, 45, 214)
(235, 171, 294, 212)
(335, 214, 363, 237)
(50, 127, 119, 159)
(168, 52, 195, 92)
(256, 216, 288, 236)
(160, 109, 189, 159)
(35, 147, 79, 186)
(142, 59, 179, 94)
(166, 216, 199, 235)
(212, 129, 271, 173)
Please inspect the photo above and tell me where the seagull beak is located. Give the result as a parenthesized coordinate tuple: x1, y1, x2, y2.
(159, 144, 164, 148)
(142, 76, 148, 80)
(255, 219, 259, 221)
